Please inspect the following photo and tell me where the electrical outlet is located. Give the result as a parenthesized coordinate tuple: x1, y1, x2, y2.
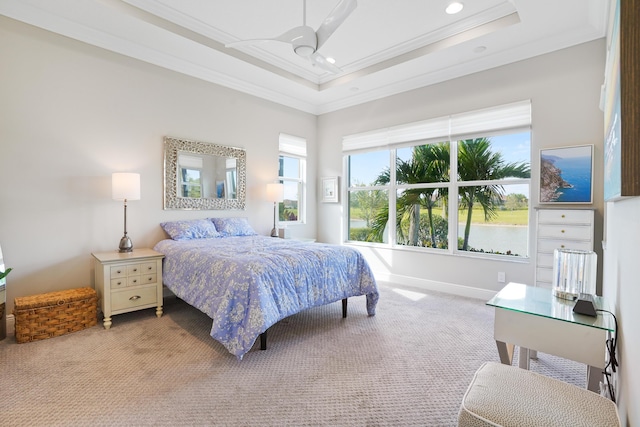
(498, 272, 506, 283)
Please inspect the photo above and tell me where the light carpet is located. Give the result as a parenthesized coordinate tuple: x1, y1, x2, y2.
(0, 282, 585, 426)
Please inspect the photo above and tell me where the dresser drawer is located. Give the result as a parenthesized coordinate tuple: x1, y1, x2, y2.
(537, 252, 554, 269)
(111, 286, 157, 311)
(536, 266, 553, 283)
(538, 209, 593, 224)
(537, 224, 592, 240)
(537, 239, 593, 254)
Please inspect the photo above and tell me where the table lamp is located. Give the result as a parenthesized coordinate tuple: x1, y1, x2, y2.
(552, 248, 598, 316)
(112, 172, 140, 252)
(266, 183, 284, 237)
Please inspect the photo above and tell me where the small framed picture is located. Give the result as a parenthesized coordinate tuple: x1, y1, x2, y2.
(321, 176, 339, 203)
(539, 145, 593, 204)
(216, 180, 226, 199)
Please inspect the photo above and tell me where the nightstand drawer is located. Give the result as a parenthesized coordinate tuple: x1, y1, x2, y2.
(127, 264, 143, 276)
(110, 266, 127, 278)
(140, 262, 157, 274)
(140, 273, 157, 285)
(110, 278, 127, 289)
(127, 276, 143, 286)
(111, 286, 157, 311)
(126, 274, 156, 286)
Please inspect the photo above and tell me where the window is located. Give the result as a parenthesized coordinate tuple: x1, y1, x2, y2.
(278, 134, 307, 224)
(344, 101, 531, 258)
(178, 154, 203, 198)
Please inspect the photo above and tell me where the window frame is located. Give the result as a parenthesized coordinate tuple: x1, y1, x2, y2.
(343, 101, 532, 261)
(179, 166, 203, 199)
(278, 134, 307, 225)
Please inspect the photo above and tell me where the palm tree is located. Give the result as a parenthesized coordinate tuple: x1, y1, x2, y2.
(371, 143, 449, 246)
(457, 138, 530, 251)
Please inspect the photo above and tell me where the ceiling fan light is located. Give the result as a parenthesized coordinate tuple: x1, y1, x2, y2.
(294, 45, 315, 57)
(446, 2, 464, 14)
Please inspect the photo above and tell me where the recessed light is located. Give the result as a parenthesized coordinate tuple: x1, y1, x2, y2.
(445, 2, 464, 14)
(473, 46, 487, 54)
(326, 57, 336, 64)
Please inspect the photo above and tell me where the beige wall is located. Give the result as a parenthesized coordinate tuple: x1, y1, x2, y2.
(318, 40, 606, 299)
(0, 17, 317, 312)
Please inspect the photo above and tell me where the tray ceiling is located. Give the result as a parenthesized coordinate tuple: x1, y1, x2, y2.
(0, 0, 610, 114)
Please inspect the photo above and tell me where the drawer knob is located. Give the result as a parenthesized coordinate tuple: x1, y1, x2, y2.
(116, 270, 122, 274)
(132, 279, 138, 284)
(561, 229, 565, 233)
(129, 295, 141, 301)
(133, 268, 138, 272)
(147, 266, 152, 270)
(147, 277, 153, 281)
(561, 214, 565, 218)
(561, 245, 565, 248)
(117, 281, 122, 286)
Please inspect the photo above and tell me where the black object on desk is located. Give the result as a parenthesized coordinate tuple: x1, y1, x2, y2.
(573, 294, 597, 317)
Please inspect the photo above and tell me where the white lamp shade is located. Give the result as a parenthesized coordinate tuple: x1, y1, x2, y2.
(112, 173, 141, 201)
(266, 183, 284, 203)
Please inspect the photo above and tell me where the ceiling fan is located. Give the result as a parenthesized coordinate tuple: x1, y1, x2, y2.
(225, 0, 357, 74)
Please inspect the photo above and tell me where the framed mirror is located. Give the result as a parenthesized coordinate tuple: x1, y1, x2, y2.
(164, 136, 246, 210)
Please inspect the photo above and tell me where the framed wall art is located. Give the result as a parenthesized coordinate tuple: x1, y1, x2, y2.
(321, 176, 339, 203)
(539, 145, 593, 204)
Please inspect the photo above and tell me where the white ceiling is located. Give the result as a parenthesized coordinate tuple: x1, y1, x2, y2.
(0, 0, 610, 115)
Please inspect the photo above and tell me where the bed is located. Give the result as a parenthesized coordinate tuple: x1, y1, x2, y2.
(153, 218, 379, 359)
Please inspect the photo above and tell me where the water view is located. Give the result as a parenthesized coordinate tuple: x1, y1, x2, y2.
(349, 220, 529, 257)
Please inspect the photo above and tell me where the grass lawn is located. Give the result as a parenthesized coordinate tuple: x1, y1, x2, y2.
(462, 208, 529, 226)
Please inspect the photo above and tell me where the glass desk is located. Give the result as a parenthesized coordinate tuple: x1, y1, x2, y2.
(486, 282, 615, 392)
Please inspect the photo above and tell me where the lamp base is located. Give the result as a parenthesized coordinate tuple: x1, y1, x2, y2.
(118, 235, 133, 253)
(270, 227, 278, 238)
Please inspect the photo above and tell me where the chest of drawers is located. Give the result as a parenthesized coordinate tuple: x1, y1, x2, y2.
(535, 209, 594, 288)
(92, 248, 164, 329)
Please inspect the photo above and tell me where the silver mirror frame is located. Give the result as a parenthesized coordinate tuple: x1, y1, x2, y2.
(163, 136, 246, 210)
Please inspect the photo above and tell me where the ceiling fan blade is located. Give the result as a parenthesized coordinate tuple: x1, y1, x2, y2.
(310, 52, 343, 74)
(225, 27, 304, 49)
(315, 0, 357, 50)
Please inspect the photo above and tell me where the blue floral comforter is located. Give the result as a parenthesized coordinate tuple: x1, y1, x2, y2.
(153, 236, 379, 359)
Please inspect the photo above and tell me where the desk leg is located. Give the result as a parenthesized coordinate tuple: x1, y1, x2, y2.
(518, 347, 530, 370)
(587, 365, 602, 393)
(496, 340, 515, 365)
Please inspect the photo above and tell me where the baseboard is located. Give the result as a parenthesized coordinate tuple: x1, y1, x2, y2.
(6, 314, 14, 336)
(373, 271, 497, 300)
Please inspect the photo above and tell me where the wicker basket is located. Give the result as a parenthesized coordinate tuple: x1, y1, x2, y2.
(14, 287, 97, 344)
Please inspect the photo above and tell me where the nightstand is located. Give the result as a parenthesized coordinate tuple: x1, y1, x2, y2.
(92, 248, 164, 329)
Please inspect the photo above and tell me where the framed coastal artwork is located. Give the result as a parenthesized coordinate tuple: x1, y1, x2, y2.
(539, 145, 593, 204)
